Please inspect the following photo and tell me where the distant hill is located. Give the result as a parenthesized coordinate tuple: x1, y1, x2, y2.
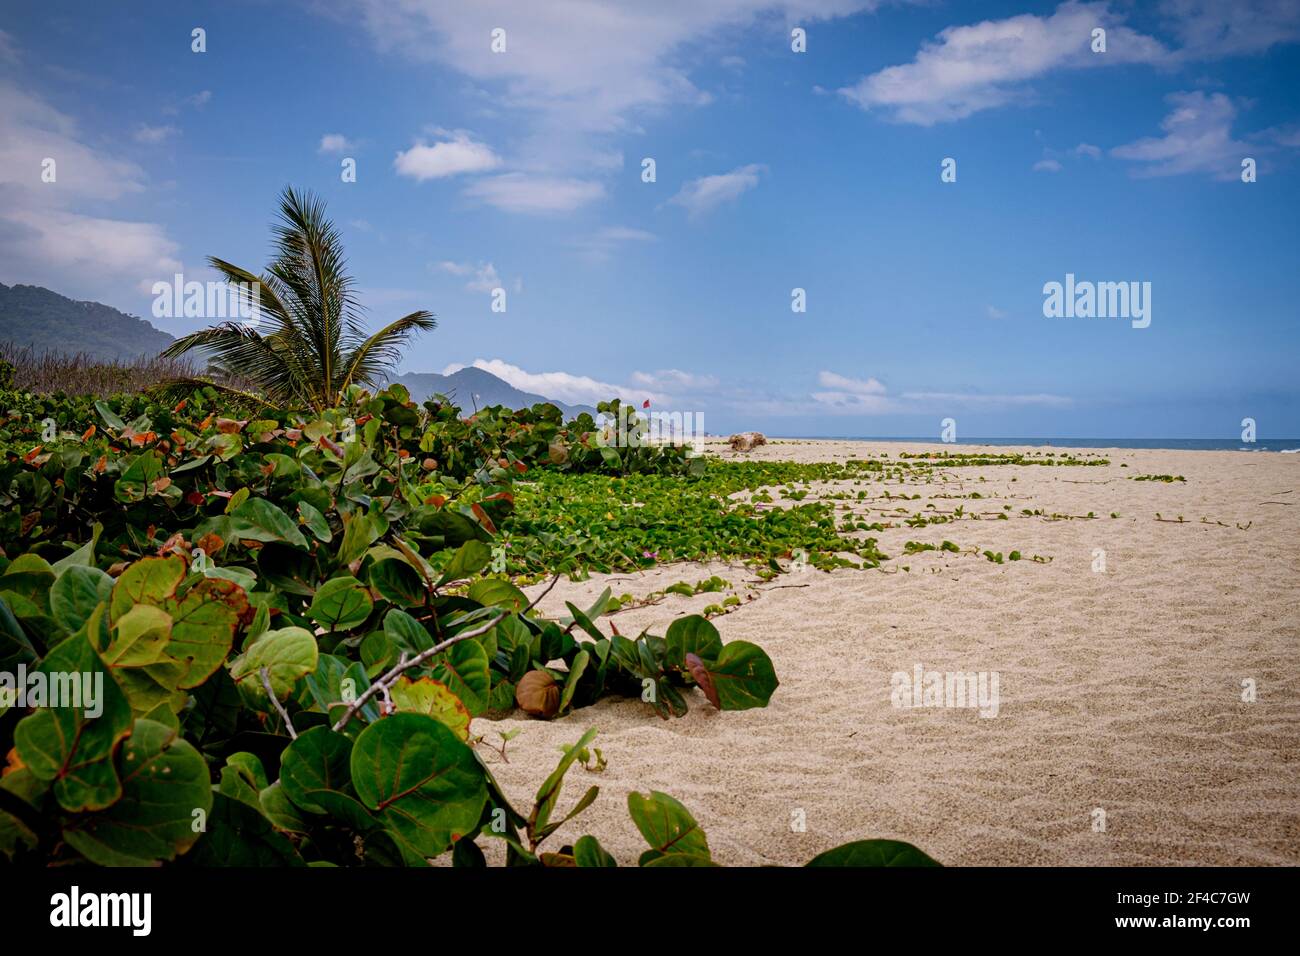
(386, 366, 596, 420)
(0, 283, 175, 361)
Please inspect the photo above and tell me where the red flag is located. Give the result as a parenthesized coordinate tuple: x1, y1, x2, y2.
(642, 399, 651, 408)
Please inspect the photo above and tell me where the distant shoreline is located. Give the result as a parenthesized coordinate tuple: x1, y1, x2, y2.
(757, 436, 1300, 452)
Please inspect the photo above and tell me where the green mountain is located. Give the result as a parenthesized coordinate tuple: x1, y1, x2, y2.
(387, 367, 596, 420)
(0, 283, 175, 361)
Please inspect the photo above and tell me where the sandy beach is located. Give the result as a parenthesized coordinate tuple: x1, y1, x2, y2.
(476, 439, 1300, 866)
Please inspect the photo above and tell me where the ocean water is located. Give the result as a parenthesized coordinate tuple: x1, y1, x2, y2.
(779, 437, 1300, 452)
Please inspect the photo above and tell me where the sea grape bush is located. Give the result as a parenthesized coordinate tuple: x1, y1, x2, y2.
(0, 382, 935, 866)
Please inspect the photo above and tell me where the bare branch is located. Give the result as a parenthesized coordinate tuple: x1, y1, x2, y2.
(331, 611, 506, 733)
(261, 665, 298, 740)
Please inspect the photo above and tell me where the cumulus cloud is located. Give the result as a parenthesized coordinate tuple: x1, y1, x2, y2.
(1033, 158, 1063, 172)
(435, 260, 507, 293)
(1111, 90, 1250, 179)
(318, 133, 355, 154)
(1074, 142, 1102, 158)
(0, 80, 182, 298)
(463, 173, 604, 214)
(838, 2, 1170, 125)
(394, 132, 500, 180)
(442, 358, 658, 407)
(669, 164, 764, 219)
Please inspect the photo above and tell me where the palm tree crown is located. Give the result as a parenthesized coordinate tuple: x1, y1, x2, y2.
(162, 186, 435, 411)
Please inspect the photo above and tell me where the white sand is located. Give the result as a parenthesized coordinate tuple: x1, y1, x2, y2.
(474, 440, 1300, 866)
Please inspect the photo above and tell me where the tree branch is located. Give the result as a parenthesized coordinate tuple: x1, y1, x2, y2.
(331, 611, 505, 732)
(261, 666, 298, 739)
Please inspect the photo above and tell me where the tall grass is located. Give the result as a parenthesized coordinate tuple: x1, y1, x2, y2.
(0, 342, 198, 396)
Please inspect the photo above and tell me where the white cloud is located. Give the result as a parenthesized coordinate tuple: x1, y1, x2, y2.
(632, 369, 719, 391)
(1033, 158, 1063, 172)
(187, 90, 212, 108)
(986, 305, 1009, 319)
(318, 133, 355, 154)
(134, 124, 179, 144)
(463, 173, 604, 214)
(1074, 142, 1102, 158)
(442, 358, 657, 406)
(1111, 90, 1249, 179)
(669, 164, 764, 219)
(336, 2, 885, 210)
(435, 260, 508, 293)
(901, 390, 1072, 407)
(1161, 0, 1300, 58)
(0, 80, 182, 298)
(838, 2, 1169, 125)
(394, 132, 501, 180)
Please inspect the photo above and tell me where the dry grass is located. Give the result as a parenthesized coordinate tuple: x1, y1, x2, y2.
(0, 342, 198, 396)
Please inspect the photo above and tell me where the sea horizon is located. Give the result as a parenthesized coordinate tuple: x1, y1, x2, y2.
(766, 436, 1300, 452)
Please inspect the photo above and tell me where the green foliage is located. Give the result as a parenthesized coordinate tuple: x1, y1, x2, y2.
(0, 381, 793, 867)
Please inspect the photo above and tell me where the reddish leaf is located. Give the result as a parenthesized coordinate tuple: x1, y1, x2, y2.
(684, 652, 720, 709)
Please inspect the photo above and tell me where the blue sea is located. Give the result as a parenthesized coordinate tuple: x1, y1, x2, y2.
(778, 437, 1300, 452)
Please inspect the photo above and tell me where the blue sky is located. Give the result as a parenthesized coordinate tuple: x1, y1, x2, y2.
(1, 0, 1298, 436)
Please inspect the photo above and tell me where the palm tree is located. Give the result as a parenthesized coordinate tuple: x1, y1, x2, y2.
(161, 186, 435, 412)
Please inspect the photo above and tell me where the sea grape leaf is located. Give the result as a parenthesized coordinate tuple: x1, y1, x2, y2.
(430, 638, 490, 716)
(231, 497, 309, 549)
(627, 790, 710, 866)
(12, 632, 133, 811)
(383, 608, 434, 655)
(369, 558, 424, 608)
(350, 713, 488, 857)
(229, 627, 319, 702)
(437, 540, 492, 584)
(805, 839, 941, 867)
(466, 577, 529, 613)
(702, 641, 778, 711)
(190, 791, 305, 866)
(337, 509, 387, 566)
(108, 555, 248, 690)
(50, 565, 113, 634)
(390, 676, 471, 741)
(574, 834, 618, 867)
(279, 726, 354, 814)
(308, 575, 374, 631)
(61, 718, 213, 865)
(297, 500, 332, 542)
(665, 615, 724, 668)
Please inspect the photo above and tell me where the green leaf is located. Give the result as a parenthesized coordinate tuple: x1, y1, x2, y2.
(229, 627, 319, 702)
(370, 558, 425, 607)
(390, 676, 471, 741)
(430, 637, 490, 716)
(627, 791, 710, 865)
(338, 509, 387, 566)
(574, 834, 618, 867)
(94, 400, 126, 431)
(308, 575, 374, 631)
(383, 608, 434, 654)
(61, 718, 213, 866)
(12, 632, 133, 811)
(297, 500, 332, 542)
(531, 727, 598, 838)
(50, 565, 113, 634)
(466, 577, 529, 612)
(437, 540, 492, 584)
(665, 615, 723, 667)
(108, 555, 248, 692)
(350, 713, 488, 857)
(805, 839, 941, 867)
(231, 497, 309, 549)
(51, 523, 103, 575)
(559, 649, 589, 713)
(279, 726, 354, 814)
(703, 641, 778, 711)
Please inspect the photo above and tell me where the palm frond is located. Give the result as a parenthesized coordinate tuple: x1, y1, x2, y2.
(339, 311, 437, 392)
